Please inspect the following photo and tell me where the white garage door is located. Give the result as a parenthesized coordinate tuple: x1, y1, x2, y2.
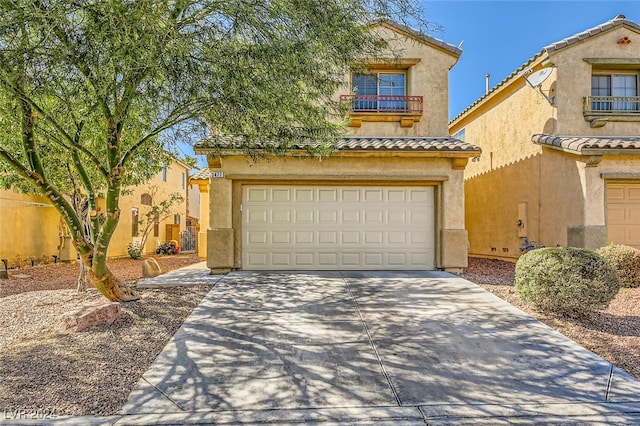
(242, 185, 435, 270)
(607, 183, 640, 249)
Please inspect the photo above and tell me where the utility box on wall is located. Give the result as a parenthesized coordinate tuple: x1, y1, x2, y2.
(517, 202, 528, 238)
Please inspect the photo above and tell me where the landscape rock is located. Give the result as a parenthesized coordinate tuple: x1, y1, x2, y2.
(142, 258, 162, 278)
(62, 301, 121, 332)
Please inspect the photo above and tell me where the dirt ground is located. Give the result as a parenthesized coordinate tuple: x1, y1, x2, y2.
(0, 255, 638, 416)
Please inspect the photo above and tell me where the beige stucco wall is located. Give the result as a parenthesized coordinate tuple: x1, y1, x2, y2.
(205, 153, 468, 272)
(452, 23, 640, 260)
(0, 189, 61, 266)
(340, 24, 459, 137)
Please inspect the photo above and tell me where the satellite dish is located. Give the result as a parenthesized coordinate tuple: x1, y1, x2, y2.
(524, 67, 553, 88)
(523, 67, 555, 105)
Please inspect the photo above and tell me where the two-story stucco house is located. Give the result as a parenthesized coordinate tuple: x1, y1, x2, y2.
(194, 19, 480, 273)
(449, 15, 640, 260)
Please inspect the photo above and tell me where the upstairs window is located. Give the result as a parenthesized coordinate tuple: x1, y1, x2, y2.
(351, 72, 407, 111)
(591, 74, 639, 111)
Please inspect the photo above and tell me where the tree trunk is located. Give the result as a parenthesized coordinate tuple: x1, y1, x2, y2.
(88, 265, 140, 302)
(77, 251, 139, 302)
(76, 261, 91, 292)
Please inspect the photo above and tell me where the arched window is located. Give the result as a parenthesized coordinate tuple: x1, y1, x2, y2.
(141, 193, 152, 206)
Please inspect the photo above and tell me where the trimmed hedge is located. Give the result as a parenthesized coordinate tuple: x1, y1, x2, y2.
(515, 247, 620, 318)
(596, 244, 640, 288)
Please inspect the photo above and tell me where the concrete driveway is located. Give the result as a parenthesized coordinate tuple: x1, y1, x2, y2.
(118, 270, 640, 424)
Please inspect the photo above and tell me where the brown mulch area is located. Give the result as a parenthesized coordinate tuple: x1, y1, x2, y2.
(463, 256, 640, 380)
(0, 254, 210, 416)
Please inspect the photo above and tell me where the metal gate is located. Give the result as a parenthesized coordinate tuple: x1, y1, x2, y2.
(180, 226, 197, 253)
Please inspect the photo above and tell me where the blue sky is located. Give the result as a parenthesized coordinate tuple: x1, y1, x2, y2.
(421, 0, 640, 119)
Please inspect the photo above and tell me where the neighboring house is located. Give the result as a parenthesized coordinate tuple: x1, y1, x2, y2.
(449, 15, 640, 260)
(194, 19, 480, 273)
(110, 157, 191, 257)
(0, 157, 190, 265)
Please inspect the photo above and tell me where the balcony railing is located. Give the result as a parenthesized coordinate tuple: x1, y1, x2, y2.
(340, 95, 423, 114)
(584, 96, 640, 114)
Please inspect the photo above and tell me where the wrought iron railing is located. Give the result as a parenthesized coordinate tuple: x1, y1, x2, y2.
(340, 95, 423, 113)
(584, 96, 640, 114)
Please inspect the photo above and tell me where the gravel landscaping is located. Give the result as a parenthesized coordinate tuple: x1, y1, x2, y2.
(0, 255, 638, 416)
(0, 254, 209, 416)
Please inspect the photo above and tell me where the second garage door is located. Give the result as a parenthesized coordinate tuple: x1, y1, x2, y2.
(242, 185, 435, 270)
(607, 183, 640, 249)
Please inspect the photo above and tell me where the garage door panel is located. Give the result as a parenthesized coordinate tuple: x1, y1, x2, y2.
(246, 188, 268, 202)
(387, 189, 406, 202)
(294, 210, 314, 223)
(318, 231, 337, 244)
(294, 188, 314, 202)
(243, 185, 435, 270)
(318, 189, 337, 202)
(272, 188, 291, 202)
(341, 210, 360, 222)
(318, 210, 338, 223)
(318, 253, 337, 265)
(272, 231, 291, 244)
(629, 208, 640, 222)
(387, 231, 406, 244)
(341, 189, 360, 202)
(364, 231, 383, 244)
(364, 189, 383, 203)
(388, 211, 406, 223)
(294, 231, 314, 244)
(629, 188, 640, 200)
(339, 232, 359, 244)
(247, 231, 268, 244)
(608, 207, 625, 222)
(272, 209, 291, 223)
(272, 253, 292, 265)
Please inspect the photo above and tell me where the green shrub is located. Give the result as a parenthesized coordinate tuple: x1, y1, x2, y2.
(127, 242, 143, 260)
(596, 244, 640, 288)
(515, 247, 620, 318)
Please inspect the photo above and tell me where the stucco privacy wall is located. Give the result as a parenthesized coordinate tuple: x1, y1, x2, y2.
(203, 153, 469, 272)
(0, 189, 60, 265)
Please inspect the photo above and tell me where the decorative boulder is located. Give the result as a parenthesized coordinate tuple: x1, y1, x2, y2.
(142, 258, 162, 278)
(62, 301, 121, 332)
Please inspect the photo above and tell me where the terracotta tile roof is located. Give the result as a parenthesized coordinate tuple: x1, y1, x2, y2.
(190, 168, 211, 180)
(337, 137, 479, 152)
(195, 136, 480, 154)
(450, 15, 639, 125)
(532, 134, 640, 154)
(544, 15, 640, 53)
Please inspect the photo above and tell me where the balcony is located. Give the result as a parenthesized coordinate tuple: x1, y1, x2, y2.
(340, 94, 423, 128)
(584, 96, 640, 128)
